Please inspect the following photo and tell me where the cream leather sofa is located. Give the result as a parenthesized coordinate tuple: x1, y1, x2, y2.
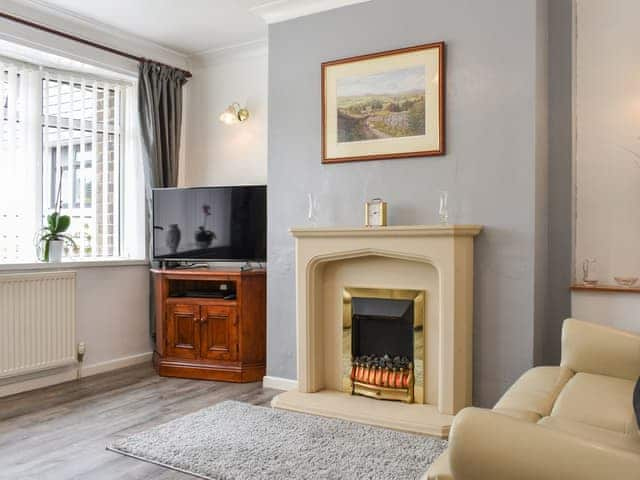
(426, 318, 640, 480)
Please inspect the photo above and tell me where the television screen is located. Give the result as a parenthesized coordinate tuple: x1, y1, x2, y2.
(152, 186, 266, 262)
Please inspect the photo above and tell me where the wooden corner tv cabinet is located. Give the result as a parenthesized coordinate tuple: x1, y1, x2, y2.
(151, 268, 266, 382)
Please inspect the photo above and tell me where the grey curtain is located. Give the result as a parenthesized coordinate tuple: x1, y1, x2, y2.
(138, 60, 188, 339)
(138, 60, 187, 189)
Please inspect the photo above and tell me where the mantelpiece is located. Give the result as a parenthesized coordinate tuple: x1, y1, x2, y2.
(271, 225, 482, 437)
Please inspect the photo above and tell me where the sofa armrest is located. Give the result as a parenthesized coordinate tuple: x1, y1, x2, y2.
(560, 318, 640, 381)
(448, 407, 640, 480)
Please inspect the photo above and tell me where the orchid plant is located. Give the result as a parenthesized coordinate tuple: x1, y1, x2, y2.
(36, 168, 77, 261)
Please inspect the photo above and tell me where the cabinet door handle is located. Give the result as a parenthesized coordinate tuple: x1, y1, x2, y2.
(201, 315, 208, 324)
(233, 314, 238, 326)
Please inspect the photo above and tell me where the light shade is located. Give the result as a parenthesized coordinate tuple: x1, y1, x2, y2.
(219, 102, 250, 125)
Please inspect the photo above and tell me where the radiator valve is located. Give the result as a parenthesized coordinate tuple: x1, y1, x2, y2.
(77, 342, 86, 362)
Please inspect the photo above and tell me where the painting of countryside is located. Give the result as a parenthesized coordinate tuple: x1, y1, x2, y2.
(337, 65, 426, 143)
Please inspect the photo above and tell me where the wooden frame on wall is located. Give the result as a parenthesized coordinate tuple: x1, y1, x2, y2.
(322, 42, 445, 164)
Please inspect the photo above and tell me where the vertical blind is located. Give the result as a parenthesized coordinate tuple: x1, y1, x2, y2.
(0, 60, 40, 261)
(0, 56, 127, 262)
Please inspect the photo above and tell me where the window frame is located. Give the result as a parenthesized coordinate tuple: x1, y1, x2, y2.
(0, 54, 144, 266)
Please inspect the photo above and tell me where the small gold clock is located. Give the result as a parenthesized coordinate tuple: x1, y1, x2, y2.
(365, 198, 387, 227)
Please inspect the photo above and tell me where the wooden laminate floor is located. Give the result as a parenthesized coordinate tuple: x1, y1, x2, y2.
(0, 364, 280, 479)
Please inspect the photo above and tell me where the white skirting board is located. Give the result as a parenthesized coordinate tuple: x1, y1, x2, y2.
(0, 351, 153, 398)
(78, 352, 153, 378)
(262, 375, 299, 391)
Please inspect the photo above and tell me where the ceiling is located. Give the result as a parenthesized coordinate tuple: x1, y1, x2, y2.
(24, 0, 271, 56)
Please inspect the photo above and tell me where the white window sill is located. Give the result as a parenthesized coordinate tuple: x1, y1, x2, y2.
(0, 258, 149, 272)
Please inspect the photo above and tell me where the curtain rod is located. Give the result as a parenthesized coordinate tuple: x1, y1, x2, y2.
(0, 11, 192, 78)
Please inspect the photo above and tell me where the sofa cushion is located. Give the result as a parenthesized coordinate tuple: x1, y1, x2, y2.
(493, 407, 541, 423)
(494, 366, 574, 417)
(551, 372, 637, 434)
(561, 318, 640, 381)
(538, 416, 640, 454)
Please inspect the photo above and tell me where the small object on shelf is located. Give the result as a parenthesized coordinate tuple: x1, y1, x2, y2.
(438, 190, 449, 225)
(307, 193, 319, 226)
(182, 290, 226, 298)
(614, 276, 638, 288)
(582, 258, 598, 286)
(365, 198, 388, 227)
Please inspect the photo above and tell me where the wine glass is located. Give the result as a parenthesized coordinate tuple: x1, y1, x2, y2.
(438, 191, 449, 225)
(307, 193, 319, 226)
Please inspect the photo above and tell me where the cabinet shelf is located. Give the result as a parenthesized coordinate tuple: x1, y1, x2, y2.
(166, 296, 237, 304)
(571, 283, 640, 294)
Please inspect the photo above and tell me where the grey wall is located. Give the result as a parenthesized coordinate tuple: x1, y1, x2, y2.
(267, 0, 571, 406)
(540, 0, 573, 364)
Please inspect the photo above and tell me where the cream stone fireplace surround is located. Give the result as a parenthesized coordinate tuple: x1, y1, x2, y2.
(271, 225, 482, 437)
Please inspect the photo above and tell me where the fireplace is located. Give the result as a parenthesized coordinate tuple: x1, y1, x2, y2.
(270, 225, 482, 437)
(342, 288, 424, 403)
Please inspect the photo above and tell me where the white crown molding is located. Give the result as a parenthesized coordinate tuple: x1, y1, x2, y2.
(189, 38, 268, 69)
(250, 0, 372, 24)
(0, 0, 189, 68)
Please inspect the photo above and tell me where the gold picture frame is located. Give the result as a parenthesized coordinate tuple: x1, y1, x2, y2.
(322, 42, 445, 164)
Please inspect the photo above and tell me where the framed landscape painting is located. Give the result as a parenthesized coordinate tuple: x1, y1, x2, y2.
(322, 42, 445, 164)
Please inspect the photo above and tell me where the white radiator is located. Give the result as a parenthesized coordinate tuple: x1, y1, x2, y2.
(0, 271, 76, 379)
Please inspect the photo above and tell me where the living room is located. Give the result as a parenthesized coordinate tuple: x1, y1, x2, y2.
(0, 0, 639, 479)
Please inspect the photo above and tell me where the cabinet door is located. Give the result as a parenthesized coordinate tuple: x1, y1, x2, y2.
(166, 303, 200, 360)
(200, 305, 238, 361)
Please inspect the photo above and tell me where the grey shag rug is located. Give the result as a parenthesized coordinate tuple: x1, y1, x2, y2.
(107, 400, 447, 480)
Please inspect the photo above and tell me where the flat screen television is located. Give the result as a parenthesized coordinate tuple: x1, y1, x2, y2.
(152, 186, 266, 262)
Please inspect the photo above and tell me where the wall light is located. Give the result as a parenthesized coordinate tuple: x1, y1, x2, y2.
(219, 102, 250, 125)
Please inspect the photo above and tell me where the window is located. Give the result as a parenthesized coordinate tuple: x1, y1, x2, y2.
(0, 51, 143, 263)
(43, 77, 122, 258)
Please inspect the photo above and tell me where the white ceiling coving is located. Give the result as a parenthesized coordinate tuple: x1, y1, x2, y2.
(11, 0, 269, 55)
(6, 0, 372, 57)
(251, 0, 371, 24)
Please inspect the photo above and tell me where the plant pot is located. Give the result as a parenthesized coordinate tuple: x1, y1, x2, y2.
(48, 239, 64, 262)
